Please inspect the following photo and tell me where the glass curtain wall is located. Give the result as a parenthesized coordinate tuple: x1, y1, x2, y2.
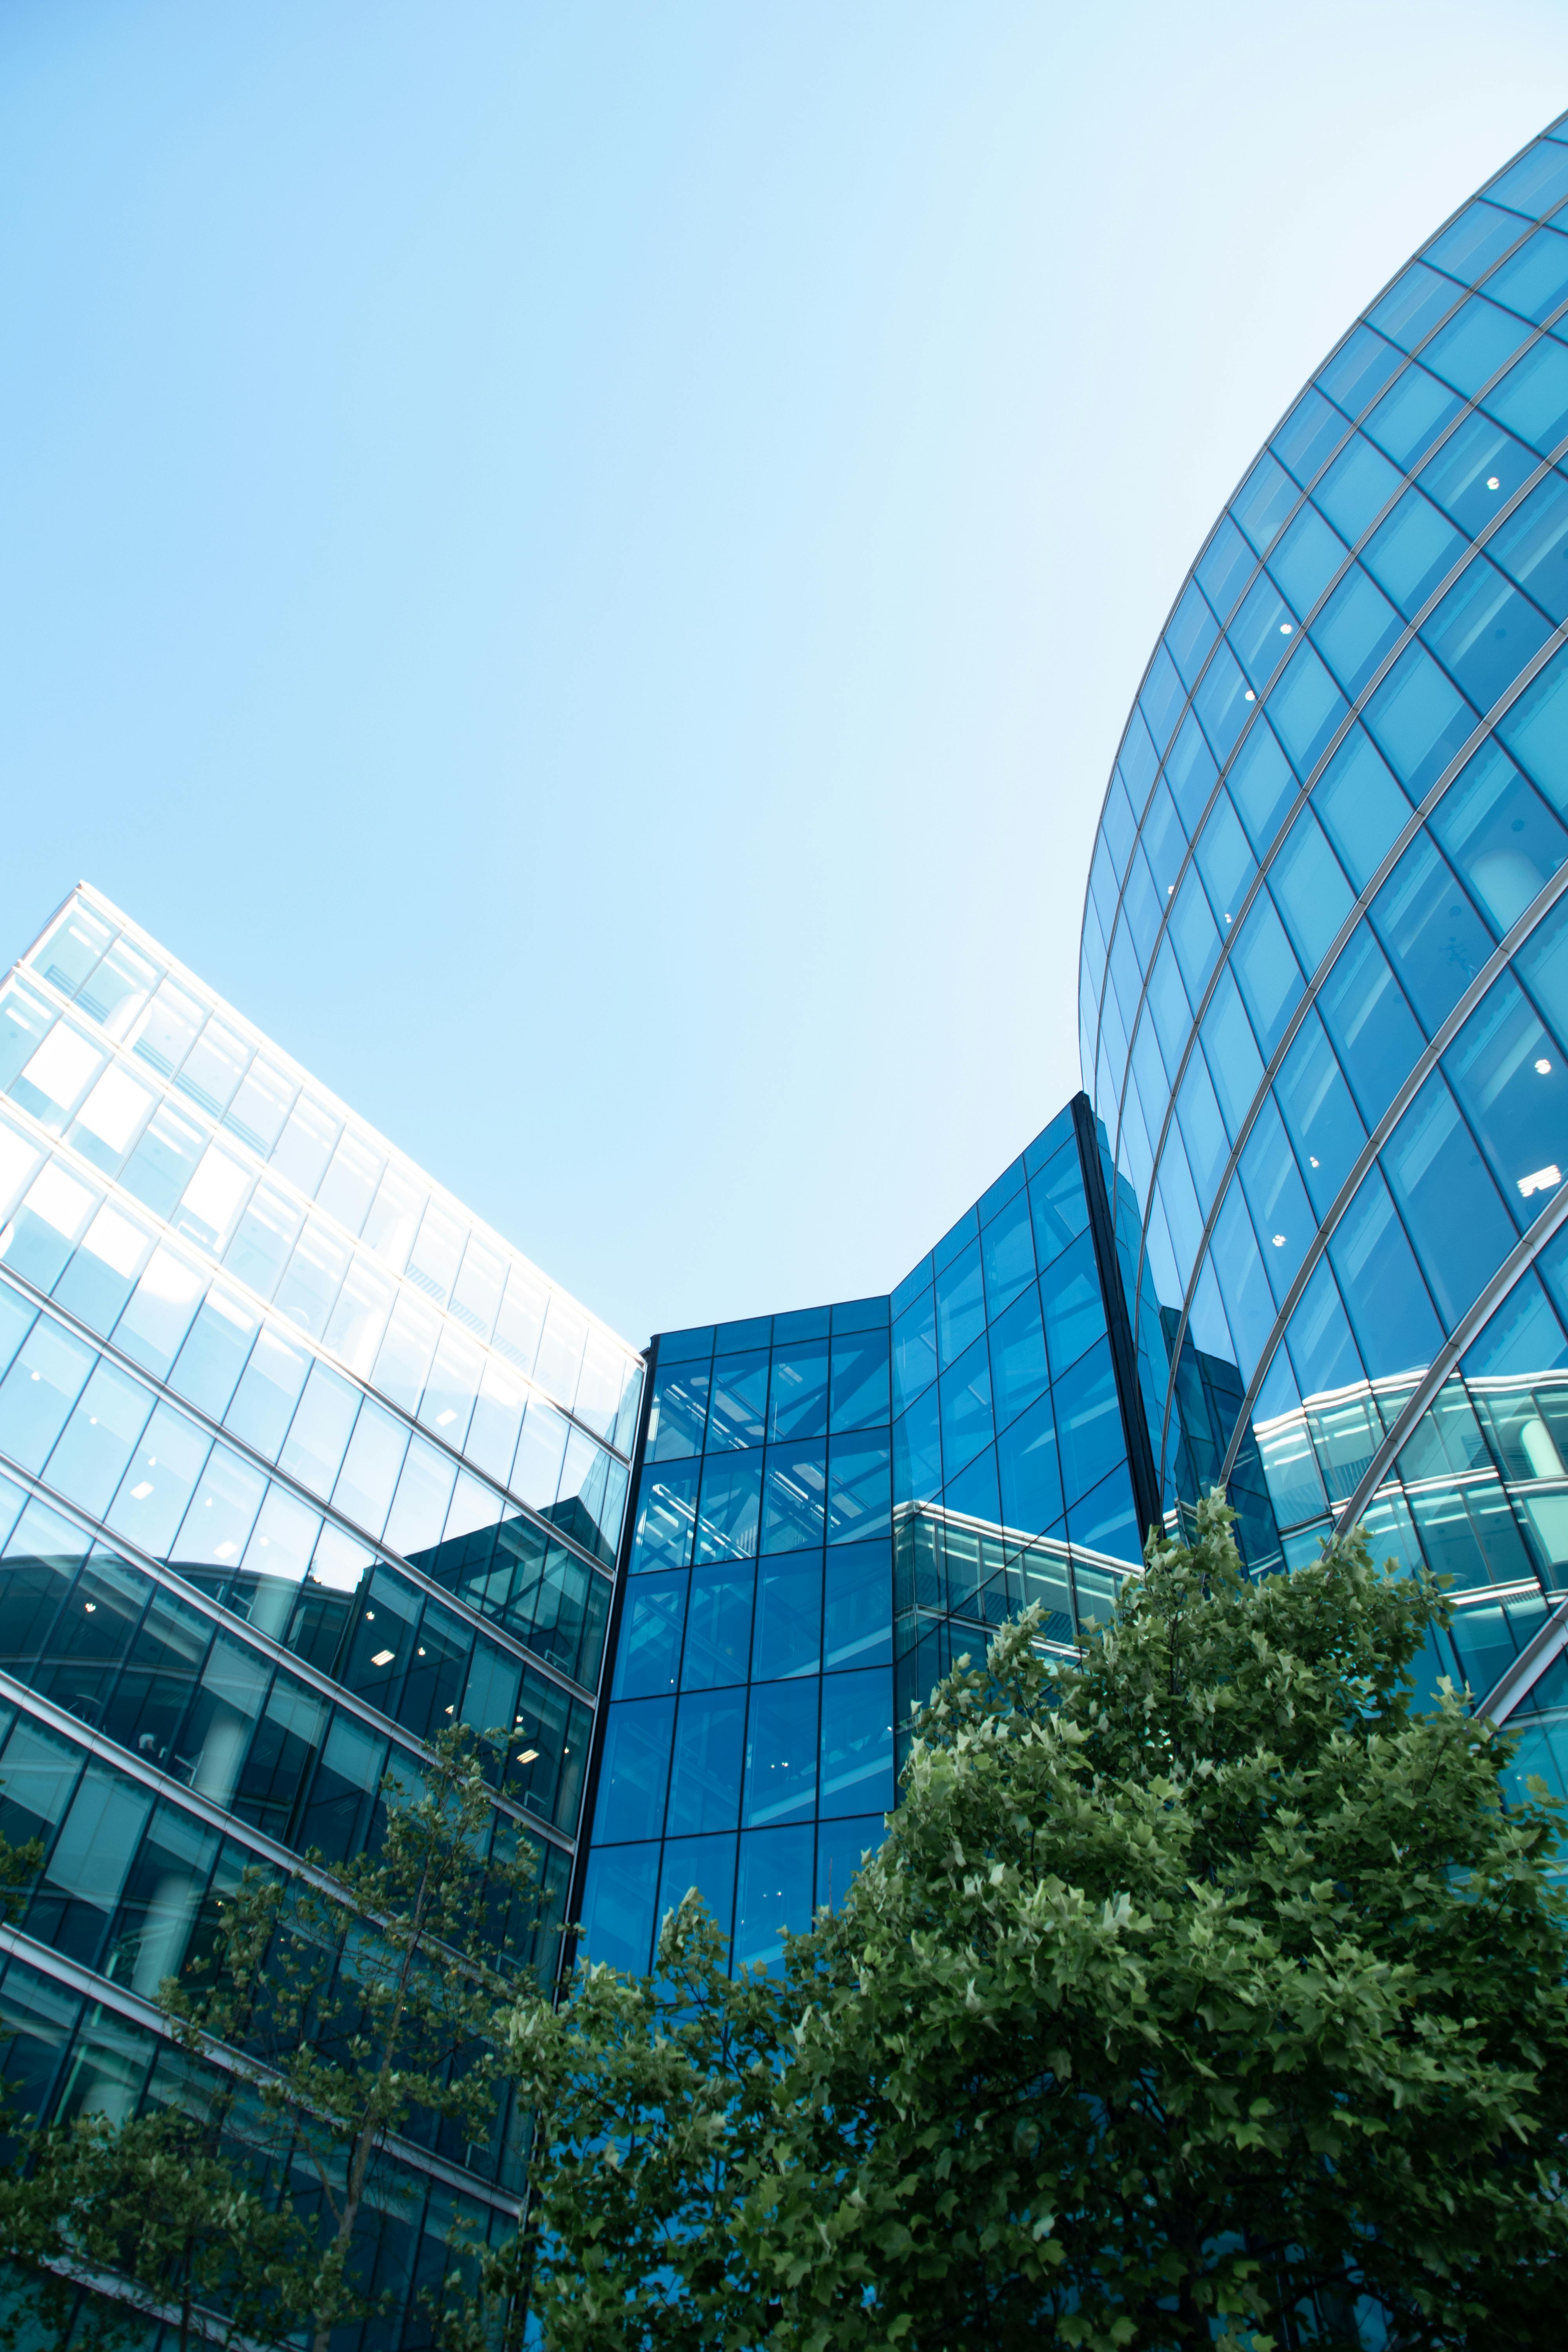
(1076, 111, 1568, 1787)
(578, 1094, 1151, 1975)
(0, 884, 643, 2340)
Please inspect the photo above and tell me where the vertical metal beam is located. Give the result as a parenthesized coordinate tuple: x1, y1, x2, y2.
(1072, 1090, 1161, 1549)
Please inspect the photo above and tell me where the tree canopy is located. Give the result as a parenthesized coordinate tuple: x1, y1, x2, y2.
(505, 1497, 1568, 2351)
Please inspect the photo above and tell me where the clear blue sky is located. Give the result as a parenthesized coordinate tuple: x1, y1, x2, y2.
(3, 2, 1567, 1345)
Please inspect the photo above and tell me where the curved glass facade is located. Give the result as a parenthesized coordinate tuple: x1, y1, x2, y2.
(1079, 112, 1568, 1779)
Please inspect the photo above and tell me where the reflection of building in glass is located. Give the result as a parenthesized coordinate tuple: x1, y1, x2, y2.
(575, 1097, 1153, 1975)
(1077, 110, 1568, 1788)
(0, 883, 643, 2311)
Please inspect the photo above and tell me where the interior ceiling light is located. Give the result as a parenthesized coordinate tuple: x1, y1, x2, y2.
(1538, 1058, 1553, 1073)
(1488, 475, 1502, 488)
(370, 1648, 395, 1666)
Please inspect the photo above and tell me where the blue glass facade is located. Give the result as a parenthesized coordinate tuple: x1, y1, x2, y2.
(576, 1097, 1151, 1975)
(0, 884, 644, 2333)
(1077, 111, 1568, 1782)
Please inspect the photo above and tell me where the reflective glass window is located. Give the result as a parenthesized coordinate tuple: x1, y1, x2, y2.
(1042, 1229, 1106, 1378)
(1146, 940, 1192, 1080)
(1207, 1188, 1274, 1384)
(938, 1334, 992, 1479)
(1231, 452, 1298, 555)
(681, 1565, 753, 1690)
(1054, 1339, 1123, 1511)
(1230, 573, 1297, 691)
(1364, 363, 1463, 470)
(819, 1668, 893, 1820)
(1419, 409, 1537, 535)
(1138, 643, 1186, 755)
(1314, 433, 1404, 544)
(1370, 831, 1495, 1033)
(1314, 924, 1423, 1130)
(1425, 200, 1526, 285)
(593, 1699, 674, 1843)
(1239, 1096, 1317, 1305)
(1444, 970, 1568, 1228)
(1270, 809, 1355, 978)
(1312, 726, 1412, 895)
(1168, 865, 1222, 1004)
(751, 1554, 821, 1681)
(1423, 294, 1534, 397)
(1364, 642, 1476, 794)
(707, 1352, 769, 1450)
(1230, 894, 1304, 1058)
(665, 1690, 746, 1837)
(1497, 640, 1568, 815)
(1313, 565, 1404, 699)
(1269, 501, 1347, 617)
(1434, 738, 1566, 936)
(1176, 1053, 1229, 1210)
(1273, 384, 1352, 485)
(646, 1360, 709, 1463)
(694, 1452, 762, 1564)
(629, 1461, 699, 1573)
(824, 1539, 892, 1670)
(761, 1444, 826, 1554)
(1483, 334, 1568, 455)
(996, 1386, 1063, 1537)
(579, 1844, 659, 1973)
(934, 1240, 985, 1369)
(1192, 639, 1252, 764)
(893, 1386, 941, 1507)
(829, 1331, 890, 1432)
(1421, 555, 1553, 713)
(1164, 711, 1220, 836)
(768, 1346, 829, 1442)
(733, 1824, 813, 1973)
(655, 1832, 736, 1946)
(1490, 468, 1568, 625)
(1274, 1011, 1368, 1216)
(1381, 1074, 1515, 1328)
(1285, 1257, 1363, 1401)
(1488, 136, 1568, 219)
(827, 1435, 890, 1545)
(1101, 770, 1136, 876)
(1491, 223, 1568, 322)
(1165, 579, 1219, 687)
(1267, 642, 1348, 780)
(1362, 487, 1467, 619)
(1227, 719, 1297, 859)
(1195, 513, 1256, 619)
(891, 1286, 936, 1414)
(742, 1681, 818, 1828)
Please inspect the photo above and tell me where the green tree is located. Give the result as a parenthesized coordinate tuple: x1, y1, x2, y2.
(0, 1722, 538, 2352)
(503, 1497, 1568, 2350)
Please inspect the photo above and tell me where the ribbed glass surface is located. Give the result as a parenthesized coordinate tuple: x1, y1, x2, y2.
(1078, 114, 1568, 1782)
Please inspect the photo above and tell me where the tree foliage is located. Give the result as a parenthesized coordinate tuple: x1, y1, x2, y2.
(505, 1497, 1568, 2350)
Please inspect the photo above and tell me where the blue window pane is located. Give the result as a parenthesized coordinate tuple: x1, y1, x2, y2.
(1315, 433, 1404, 544)
(1313, 726, 1412, 892)
(681, 1564, 753, 1690)
(1319, 322, 1405, 414)
(742, 1682, 818, 1828)
(1463, 1266, 1567, 1379)
(1139, 642, 1187, 755)
(1231, 894, 1305, 1058)
(1423, 294, 1533, 397)
(890, 1256, 931, 1319)
(1227, 721, 1297, 862)
(1270, 809, 1355, 979)
(761, 1445, 826, 1554)
(706, 1352, 769, 1450)
(977, 1154, 1026, 1227)
(1239, 1097, 1317, 1307)
(816, 1815, 886, 1911)
(655, 1832, 736, 1945)
(1029, 1143, 1089, 1269)
(891, 1287, 936, 1414)
(733, 1824, 814, 1974)
(938, 1334, 993, 1479)
(980, 1189, 1035, 1319)
(1118, 705, 1159, 808)
(646, 1362, 708, 1462)
(768, 1345, 829, 1441)
(1193, 639, 1252, 764)
(1067, 1462, 1139, 1562)
(997, 1386, 1063, 1538)
(1497, 641, 1568, 815)
(943, 1441, 1000, 1526)
(1275, 1012, 1368, 1216)
(593, 1699, 674, 1844)
(752, 1553, 822, 1679)
(1169, 866, 1222, 1005)
(1230, 573, 1297, 690)
(1273, 384, 1351, 484)
(629, 1461, 699, 1573)
(829, 1331, 889, 1432)
(828, 1434, 891, 1545)
(1232, 452, 1298, 555)
(1424, 200, 1524, 285)
(1042, 1229, 1105, 1378)
(1516, 896, 1568, 1053)
(1370, 832, 1495, 1034)
(892, 1387, 941, 1507)
(1267, 642, 1348, 779)
(1147, 939, 1192, 1079)
(1316, 924, 1426, 1126)
(611, 1574, 687, 1699)
(1055, 1339, 1125, 1512)
(695, 1452, 762, 1565)
(1313, 566, 1404, 700)
(1102, 768, 1137, 873)
(1484, 336, 1568, 455)
(1176, 1054, 1229, 1210)
(1269, 501, 1347, 616)
(1490, 470, 1568, 624)
(1142, 778, 1186, 893)
(1196, 513, 1256, 619)
(1286, 1258, 1363, 1401)
(1370, 261, 1460, 352)
(819, 1668, 893, 1820)
(579, 1844, 659, 1975)
(1444, 971, 1567, 1229)
(1433, 739, 1566, 935)
(990, 1285, 1050, 1432)
(1364, 363, 1463, 470)
(1489, 137, 1568, 220)
(1364, 642, 1476, 795)
(824, 1538, 892, 1669)
(1380, 1075, 1516, 1328)
(665, 1690, 747, 1837)
(1420, 409, 1536, 536)
(1362, 488, 1467, 619)
(1489, 224, 1568, 323)
(1164, 710, 1220, 835)
(1200, 966, 1265, 1136)
(1208, 1186, 1275, 1385)
(1165, 579, 1219, 687)
(935, 1239, 985, 1368)
(1421, 557, 1553, 713)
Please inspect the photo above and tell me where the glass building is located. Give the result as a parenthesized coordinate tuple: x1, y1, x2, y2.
(575, 1095, 1155, 1976)
(0, 883, 643, 2327)
(1078, 111, 1568, 1791)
